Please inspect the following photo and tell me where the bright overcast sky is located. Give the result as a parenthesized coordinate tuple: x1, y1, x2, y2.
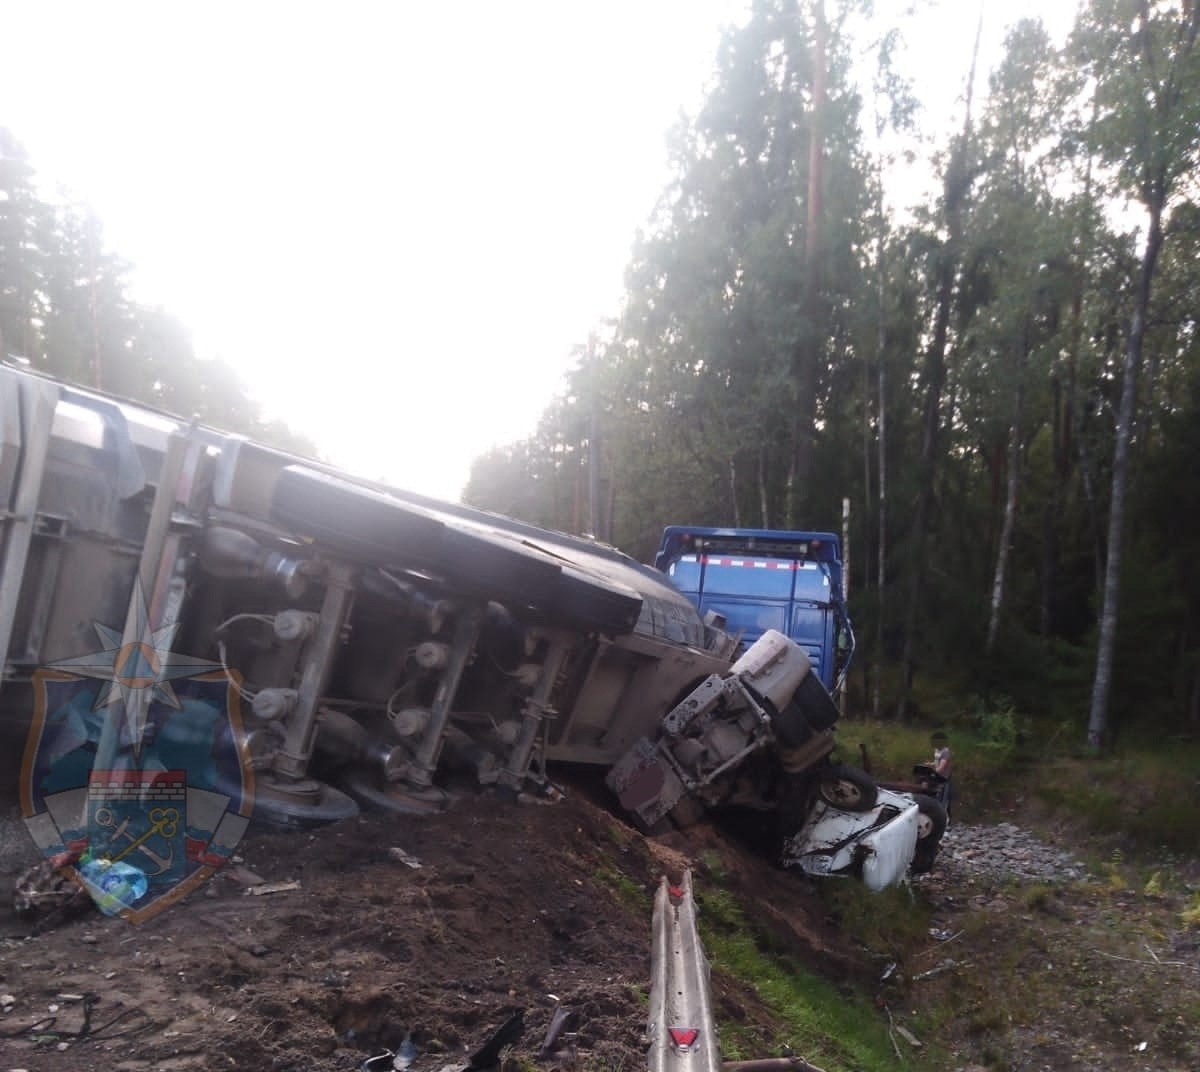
(0, 1, 1077, 501)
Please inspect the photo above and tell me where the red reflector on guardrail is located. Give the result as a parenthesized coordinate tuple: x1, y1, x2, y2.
(669, 1028, 699, 1048)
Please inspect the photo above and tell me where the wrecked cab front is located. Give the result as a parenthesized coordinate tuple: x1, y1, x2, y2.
(782, 787, 920, 891)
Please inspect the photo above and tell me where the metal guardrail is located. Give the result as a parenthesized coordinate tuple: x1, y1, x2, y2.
(646, 870, 829, 1072)
(647, 871, 722, 1072)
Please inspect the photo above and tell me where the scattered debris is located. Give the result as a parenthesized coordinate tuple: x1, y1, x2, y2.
(539, 1003, 578, 1056)
(468, 1009, 526, 1071)
(1095, 949, 1197, 971)
(387, 847, 423, 869)
(12, 860, 94, 932)
(0, 991, 147, 1045)
(243, 880, 302, 897)
(359, 1030, 418, 1072)
(723, 1061, 828, 1072)
(77, 857, 148, 916)
(222, 864, 268, 887)
(517, 784, 566, 806)
(394, 1030, 418, 1070)
(913, 959, 967, 981)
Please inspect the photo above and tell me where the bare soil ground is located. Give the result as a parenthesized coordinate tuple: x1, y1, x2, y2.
(2, 775, 1198, 1072)
(0, 776, 850, 1072)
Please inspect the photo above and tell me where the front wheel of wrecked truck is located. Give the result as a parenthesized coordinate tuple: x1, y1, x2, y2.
(815, 764, 879, 813)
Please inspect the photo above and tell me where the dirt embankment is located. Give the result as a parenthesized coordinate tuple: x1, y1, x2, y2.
(0, 782, 846, 1072)
(2, 781, 1198, 1072)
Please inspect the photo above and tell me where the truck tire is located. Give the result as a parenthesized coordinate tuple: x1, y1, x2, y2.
(816, 764, 878, 813)
(341, 768, 452, 816)
(247, 779, 361, 829)
(910, 793, 948, 874)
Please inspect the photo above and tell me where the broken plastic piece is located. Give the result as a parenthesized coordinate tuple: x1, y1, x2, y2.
(467, 1009, 525, 1070)
(78, 858, 148, 916)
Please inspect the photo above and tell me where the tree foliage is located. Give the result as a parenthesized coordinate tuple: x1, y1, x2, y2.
(465, 0, 1200, 745)
(0, 126, 319, 458)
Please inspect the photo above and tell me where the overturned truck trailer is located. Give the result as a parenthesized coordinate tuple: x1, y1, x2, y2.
(0, 364, 938, 888)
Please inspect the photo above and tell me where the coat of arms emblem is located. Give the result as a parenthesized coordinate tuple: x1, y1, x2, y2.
(19, 581, 255, 923)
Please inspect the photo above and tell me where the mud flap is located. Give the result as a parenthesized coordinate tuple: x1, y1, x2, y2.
(606, 737, 687, 829)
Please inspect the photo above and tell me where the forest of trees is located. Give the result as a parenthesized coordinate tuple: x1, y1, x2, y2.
(0, 126, 318, 457)
(462, 0, 1200, 747)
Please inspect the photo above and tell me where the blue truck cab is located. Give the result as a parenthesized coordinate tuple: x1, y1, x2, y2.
(653, 526, 855, 692)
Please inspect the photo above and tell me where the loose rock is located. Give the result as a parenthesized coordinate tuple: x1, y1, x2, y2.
(928, 821, 1088, 885)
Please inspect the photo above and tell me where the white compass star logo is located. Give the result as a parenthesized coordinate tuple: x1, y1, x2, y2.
(48, 578, 222, 759)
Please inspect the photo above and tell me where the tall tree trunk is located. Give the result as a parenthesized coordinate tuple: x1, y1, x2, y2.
(1044, 140, 1090, 640)
(1088, 202, 1164, 748)
(572, 448, 584, 535)
(87, 216, 102, 390)
(898, 249, 953, 712)
(873, 173, 888, 720)
(787, 0, 825, 527)
(861, 313, 873, 594)
(1190, 657, 1200, 725)
(1041, 375, 1062, 639)
(729, 457, 742, 527)
(1078, 417, 1106, 587)
(588, 418, 601, 539)
(605, 476, 616, 545)
(987, 328, 1028, 654)
(758, 447, 770, 528)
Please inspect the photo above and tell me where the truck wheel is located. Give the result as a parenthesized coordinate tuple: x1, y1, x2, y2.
(816, 765, 878, 813)
(910, 793, 948, 874)
(912, 793, 948, 842)
(342, 769, 452, 816)
(247, 779, 360, 829)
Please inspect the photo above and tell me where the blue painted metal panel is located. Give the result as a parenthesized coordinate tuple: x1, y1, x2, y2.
(655, 527, 853, 690)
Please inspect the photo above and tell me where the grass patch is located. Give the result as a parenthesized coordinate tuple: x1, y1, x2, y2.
(624, 982, 649, 1008)
(818, 881, 932, 958)
(590, 855, 652, 913)
(834, 711, 1200, 852)
(1032, 747, 1200, 856)
(831, 716, 1028, 820)
(693, 885, 938, 1072)
(605, 822, 635, 850)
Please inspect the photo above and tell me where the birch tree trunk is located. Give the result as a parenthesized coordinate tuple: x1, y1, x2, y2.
(987, 331, 1027, 654)
(1088, 205, 1163, 747)
(1084, 1, 1199, 747)
(787, 0, 826, 527)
